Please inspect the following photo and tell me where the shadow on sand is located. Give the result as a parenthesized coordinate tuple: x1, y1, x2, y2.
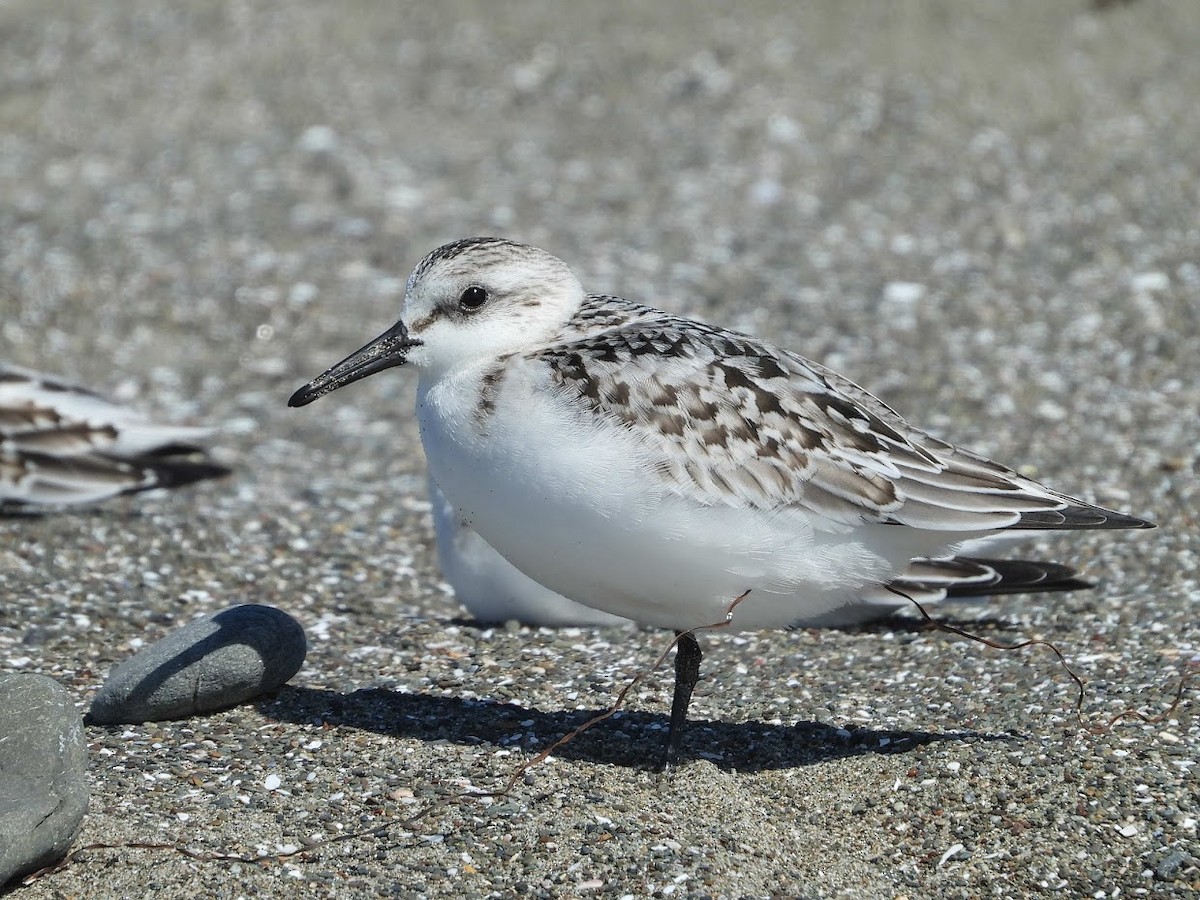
(260, 683, 1018, 773)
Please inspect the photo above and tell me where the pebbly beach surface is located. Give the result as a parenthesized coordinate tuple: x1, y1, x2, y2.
(2, 2, 1198, 897)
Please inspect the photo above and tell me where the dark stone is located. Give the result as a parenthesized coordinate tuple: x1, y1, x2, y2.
(86, 604, 306, 725)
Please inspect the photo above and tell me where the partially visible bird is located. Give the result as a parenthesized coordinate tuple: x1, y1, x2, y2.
(0, 362, 229, 508)
(430, 476, 631, 627)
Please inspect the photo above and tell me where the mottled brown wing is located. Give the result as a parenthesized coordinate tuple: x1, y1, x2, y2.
(538, 300, 1150, 533)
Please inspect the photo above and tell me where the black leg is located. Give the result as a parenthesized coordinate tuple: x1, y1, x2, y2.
(663, 630, 702, 770)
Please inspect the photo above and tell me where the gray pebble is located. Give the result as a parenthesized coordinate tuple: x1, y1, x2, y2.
(0, 674, 89, 886)
(86, 605, 306, 725)
(1153, 849, 1191, 882)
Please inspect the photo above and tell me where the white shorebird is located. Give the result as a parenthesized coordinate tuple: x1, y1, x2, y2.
(0, 363, 229, 508)
(290, 237, 1152, 766)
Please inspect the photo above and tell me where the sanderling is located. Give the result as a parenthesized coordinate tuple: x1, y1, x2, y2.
(0, 363, 229, 508)
(290, 237, 1152, 766)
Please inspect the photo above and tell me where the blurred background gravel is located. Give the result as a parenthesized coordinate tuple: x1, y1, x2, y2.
(1, 1, 1197, 897)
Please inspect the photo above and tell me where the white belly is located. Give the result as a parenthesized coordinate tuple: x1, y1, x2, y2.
(417, 369, 958, 631)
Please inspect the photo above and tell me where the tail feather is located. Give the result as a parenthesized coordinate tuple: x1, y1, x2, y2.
(1012, 503, 1154, 530)
(889, 556, 1093, 599)
(133, 455, 232, 493)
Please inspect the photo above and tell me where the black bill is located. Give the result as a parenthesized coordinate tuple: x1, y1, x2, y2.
(288, 320, 420, 408)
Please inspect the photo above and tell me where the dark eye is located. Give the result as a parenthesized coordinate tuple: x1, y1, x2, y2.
(458, 285, 488, 312)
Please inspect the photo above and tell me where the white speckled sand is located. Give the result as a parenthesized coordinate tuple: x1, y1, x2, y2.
(2, 2, 1197, 897)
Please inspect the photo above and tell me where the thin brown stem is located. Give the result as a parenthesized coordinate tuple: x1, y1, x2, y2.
(887, 585, 1195, 732)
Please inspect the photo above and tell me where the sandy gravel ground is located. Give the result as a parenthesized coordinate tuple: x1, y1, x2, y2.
(2, 2, 1197, 897)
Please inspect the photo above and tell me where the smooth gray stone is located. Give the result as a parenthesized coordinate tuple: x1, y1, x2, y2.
(86, 604, 306, 725)
(0, 674, 89, 886)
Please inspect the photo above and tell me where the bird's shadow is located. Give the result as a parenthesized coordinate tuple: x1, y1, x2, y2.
(260, 608, 1043, 772)
(259, 684, 1018, 773)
